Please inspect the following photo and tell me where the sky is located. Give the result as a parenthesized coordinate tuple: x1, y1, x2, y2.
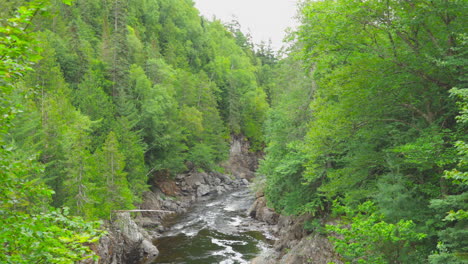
(192, 0, 300, 51)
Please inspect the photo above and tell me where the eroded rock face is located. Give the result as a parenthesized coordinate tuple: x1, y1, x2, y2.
(276, 233, 340, 264)
(223, 135, 261, 180)
(248, 196, 279, 225)
(249, 197, 342, 264)
(85, 212, 159, 264)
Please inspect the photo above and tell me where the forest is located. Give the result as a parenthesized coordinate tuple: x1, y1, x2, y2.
(0, 0, 466, 263)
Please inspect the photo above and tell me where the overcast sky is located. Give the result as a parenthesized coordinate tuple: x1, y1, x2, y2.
(192, 0, 300, 51)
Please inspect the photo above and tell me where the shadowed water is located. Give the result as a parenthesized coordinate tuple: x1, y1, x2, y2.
(152, 189, 274, 264)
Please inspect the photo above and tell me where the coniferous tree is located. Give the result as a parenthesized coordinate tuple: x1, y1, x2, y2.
(94, 131, 133, 218)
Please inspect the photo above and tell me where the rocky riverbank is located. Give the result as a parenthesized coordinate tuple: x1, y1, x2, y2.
(248, 192, 342, 264)
(86, 135, 260, 264)
(85, 171, 251, 264)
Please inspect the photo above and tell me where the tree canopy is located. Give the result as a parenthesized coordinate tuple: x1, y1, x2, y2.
(2, 0, 466, 263)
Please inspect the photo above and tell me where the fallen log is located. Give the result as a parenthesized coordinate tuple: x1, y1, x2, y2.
(113, 209, 173, 213)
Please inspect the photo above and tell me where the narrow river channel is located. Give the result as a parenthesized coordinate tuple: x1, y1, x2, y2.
(152, 189, 275, 264)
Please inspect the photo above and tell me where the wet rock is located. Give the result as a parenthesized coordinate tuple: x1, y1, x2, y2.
(202, 173, 213, 184)
(140, 240, 159, 261)
(158, 180, 179, 196)
(248, 196, 279, 225)
(140, 191, 163, 219)
(247, 197, 279, 225)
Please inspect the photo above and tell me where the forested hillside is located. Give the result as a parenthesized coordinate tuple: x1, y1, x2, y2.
(259, 0, 467, 263)
(4, 0, 270, 216)
(1, 0, 270, 262)
(1, 0, 466, 263)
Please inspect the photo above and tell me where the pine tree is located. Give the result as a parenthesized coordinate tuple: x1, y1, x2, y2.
(94, 131, 133, 218)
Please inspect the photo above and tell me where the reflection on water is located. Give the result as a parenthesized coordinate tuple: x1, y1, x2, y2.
(152, 189, 275, 264)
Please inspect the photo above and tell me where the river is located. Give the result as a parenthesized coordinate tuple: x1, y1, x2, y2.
(151, 189, 275, 264)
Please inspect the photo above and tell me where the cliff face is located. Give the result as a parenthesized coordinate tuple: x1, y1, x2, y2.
(248, 194, 342, 264)
(223, 135, 262, 180)
(80, 212, 158, 264)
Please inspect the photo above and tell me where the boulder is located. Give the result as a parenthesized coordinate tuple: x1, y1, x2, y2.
(216, 185, 226, 194)
(248, 196, 279, 225)
(185, 173, 206, 188)
(196, 184, 211, 197)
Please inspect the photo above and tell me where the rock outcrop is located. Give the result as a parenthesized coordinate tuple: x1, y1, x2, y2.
(88, 134, 260, 264)
(249, 195, 342, 264)
(248, 192, 280, 225)
(83, 212, 158, 264)
(223, 135, 262, 180)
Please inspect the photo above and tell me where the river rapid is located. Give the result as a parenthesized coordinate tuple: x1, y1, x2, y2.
(151, 189, 275, 264)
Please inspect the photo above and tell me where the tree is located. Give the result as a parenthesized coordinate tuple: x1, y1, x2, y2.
(93, 131, 133, 218)
(0, 1, 102, 262)
(62, 111, 96, 217)
(259, 56, 317, 215)
(429, 87, 468, 263)
(327, 201, 427, 264)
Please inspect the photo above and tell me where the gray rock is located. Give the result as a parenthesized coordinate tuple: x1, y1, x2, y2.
(197, 184, 211, 196)
(135, 217, 160, 228)
(248, 198, 259, 218)
(261, 208, 279, 225)
(213, 177, 221, 185)
(216, 185, 226, 194)
(219, 174, 232, 183)
(202, 173, 213, 184)
(185, 173, 206, 187)
(162, 200, 177, 211)
(116, 212, 144, 243)
(140, 240, 159, 262)
(175, 174, 185, 181)
(87, 212, 159, 264)
(242, 179, 249, 185)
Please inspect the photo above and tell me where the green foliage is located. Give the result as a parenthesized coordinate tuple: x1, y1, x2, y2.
(259, 0, 467, 262)
(259, 56, 319, 215)
(0, 1, 102, 262)
(0, 0, 277, 261)
(429, 86, 468, 263)
(93, 131, 134, 218)
(327, 201, 427, 264)
(2, 0, 271, 222)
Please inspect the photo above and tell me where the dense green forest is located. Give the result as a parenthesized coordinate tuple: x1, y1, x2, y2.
(1, 0, 269, 262)
(260, 0, 467, 263)
(1, 0, 466, 263)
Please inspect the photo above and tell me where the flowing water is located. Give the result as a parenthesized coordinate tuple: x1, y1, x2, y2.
(152, 189, 275, 264)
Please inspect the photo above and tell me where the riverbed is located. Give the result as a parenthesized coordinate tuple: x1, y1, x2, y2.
(152, 189, 275, 264)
